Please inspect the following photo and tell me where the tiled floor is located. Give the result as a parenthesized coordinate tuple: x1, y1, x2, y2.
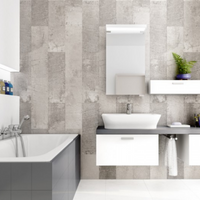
(73, 180, 200, 200)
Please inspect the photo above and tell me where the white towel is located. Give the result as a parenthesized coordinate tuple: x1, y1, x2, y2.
(165, 138, 178, 176)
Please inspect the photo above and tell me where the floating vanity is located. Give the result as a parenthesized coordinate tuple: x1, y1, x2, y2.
(96, 126, 200, 166)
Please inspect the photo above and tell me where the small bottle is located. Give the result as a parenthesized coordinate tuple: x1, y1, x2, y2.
(198, 114, 200, 127)
(194, 114, 199, 127)
(4, 80, 10, 95)
(8, 81, 13, 95)
(0, 79, 5, 94)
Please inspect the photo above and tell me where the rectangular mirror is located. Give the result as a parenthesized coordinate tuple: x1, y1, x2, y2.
(106, 25, 146, 95)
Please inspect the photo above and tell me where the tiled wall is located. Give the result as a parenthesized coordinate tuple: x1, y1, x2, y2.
(12, 0, 200, 179)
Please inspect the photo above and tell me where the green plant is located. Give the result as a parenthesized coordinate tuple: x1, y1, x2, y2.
(172, 52, 197, 74)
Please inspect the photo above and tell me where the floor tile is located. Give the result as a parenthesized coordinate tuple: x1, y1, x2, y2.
(74, 192, 106, 200)
(74, 180, 200, 200)
(76, 180, 106, 193)
(106, 180, 151, 200)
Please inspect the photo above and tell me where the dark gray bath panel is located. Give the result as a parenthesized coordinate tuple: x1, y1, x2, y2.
(0, 135, 80, 200)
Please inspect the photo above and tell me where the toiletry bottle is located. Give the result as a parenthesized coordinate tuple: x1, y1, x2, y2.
(194, 114, 199, 127)
(8, 81, 13, 95)
(198, 114, 200, 127)
(0, 79, 5, 94)
(4, 80, 9, 95)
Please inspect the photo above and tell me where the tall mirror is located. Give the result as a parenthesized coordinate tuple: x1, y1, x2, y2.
(106, 25, 147, 95)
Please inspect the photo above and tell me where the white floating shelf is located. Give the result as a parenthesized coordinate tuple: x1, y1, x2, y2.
(0, 94, 20, 129)
(150, 80, 200, 94)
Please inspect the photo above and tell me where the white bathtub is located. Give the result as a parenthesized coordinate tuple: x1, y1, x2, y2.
(0, 134, 78, 162)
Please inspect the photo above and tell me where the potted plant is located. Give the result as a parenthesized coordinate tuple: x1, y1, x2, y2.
(172, 52, 197, 80)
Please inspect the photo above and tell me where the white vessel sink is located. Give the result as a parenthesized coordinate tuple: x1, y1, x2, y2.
(102, 113, 161, 129)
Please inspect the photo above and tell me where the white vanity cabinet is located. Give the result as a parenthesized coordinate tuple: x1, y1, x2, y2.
(96, 134, 159, 166)
(178, 135, 200, 166)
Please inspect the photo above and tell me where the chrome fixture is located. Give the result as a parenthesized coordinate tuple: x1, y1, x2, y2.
(163, 134, 178, 141)
(126, 103, 132, 114)
(18, 115, 30, 129)
(1, 115, 30, 157)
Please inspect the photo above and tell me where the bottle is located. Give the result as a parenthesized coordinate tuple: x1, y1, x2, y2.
(194, 114, 199, 127)
(4, 80, 9, 95)
(8, 81, 13, 95)
(198, 114, 200, 127)
(0, 79, 5, 94)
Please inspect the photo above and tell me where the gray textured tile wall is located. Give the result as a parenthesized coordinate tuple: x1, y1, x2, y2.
(12, 0, 200, 179)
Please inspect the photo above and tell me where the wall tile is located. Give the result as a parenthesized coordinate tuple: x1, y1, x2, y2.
(133, 167, 150, 179)
(167, 27, 183, 80)
(83, 1, 99, 53)
(99, 167, 116, 179)
(48, 52, 65, 103)
(99, 0, 116, 26)
(167, 0, 184, 26)
(116, 167, 134, 179)
(82, 103, 98, 154)
(48, 103, 65, 133)
(48, 1, 65, 52)
(133, 96, 150, 113)
(81, 154, 99, 179)
(65, 3, 82, 131)
(184, 2, 200, 52)
(150, 103, 167, 126)
(167, 96, 186, 125)
(20, 1, 31, 54)
(31, 27, 48, 130)
(133, 0, 150, 24)
(82, 52, 99, 103)
(150, 1, 167, 80)
(185, 95, 200, 104)
(66, 6, 82, 26)
(32, 0, 48, 26)
(66, 0, 82, 7)
(184, 166, 200, 179)
(150, 95, 166, 103)
(150, 166, 167, 179)
(98, 26, 106, 79)
(116, 1, 133, 24)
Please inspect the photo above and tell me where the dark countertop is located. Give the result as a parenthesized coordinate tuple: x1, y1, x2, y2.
(96, 126, 200, 135)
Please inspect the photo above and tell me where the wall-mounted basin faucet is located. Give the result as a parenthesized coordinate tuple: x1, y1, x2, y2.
(127, 103, 132, 114)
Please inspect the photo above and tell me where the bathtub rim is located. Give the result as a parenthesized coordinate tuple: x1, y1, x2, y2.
(0, 134, 79, 163)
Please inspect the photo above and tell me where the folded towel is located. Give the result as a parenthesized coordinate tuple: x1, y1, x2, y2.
(165, 138, 178, 176)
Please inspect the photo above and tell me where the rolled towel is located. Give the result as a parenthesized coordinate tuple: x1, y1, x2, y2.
(165, 137, 178, 176)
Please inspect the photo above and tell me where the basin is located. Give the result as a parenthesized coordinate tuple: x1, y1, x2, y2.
(102, 113, 161, 129)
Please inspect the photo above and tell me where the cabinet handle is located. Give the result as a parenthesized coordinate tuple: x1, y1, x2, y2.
(121, 137, 134, 140)
(172, 82, 184, 85)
